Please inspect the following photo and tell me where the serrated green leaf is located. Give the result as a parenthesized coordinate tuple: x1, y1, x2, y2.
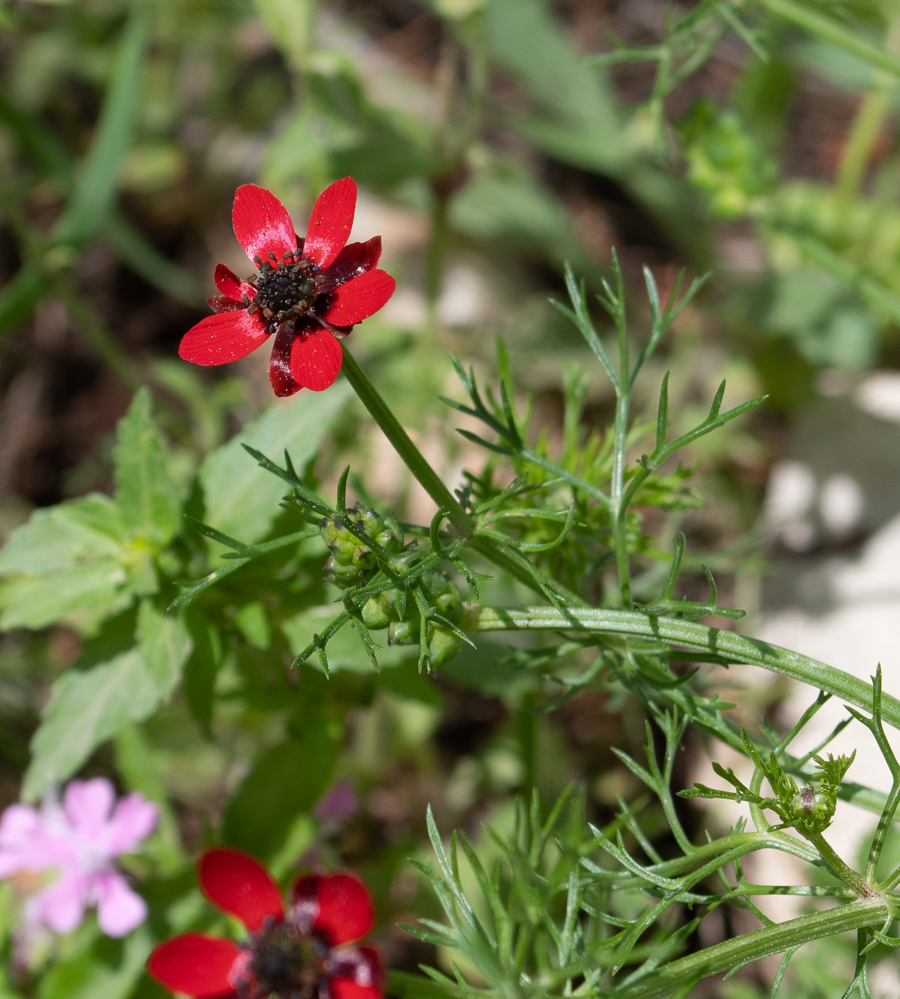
(0, 495, 153, 632)
(23, 649, 160, 800)
(113, 388, 181, 545)
(136, 599, 192, 697)
(199, 382, 351, 544)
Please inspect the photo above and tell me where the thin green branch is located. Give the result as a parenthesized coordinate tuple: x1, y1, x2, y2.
(464, 607, 900, 732)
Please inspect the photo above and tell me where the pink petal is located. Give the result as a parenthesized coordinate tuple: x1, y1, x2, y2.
(232, 185, 297, 266)
(0, 854, 21, 878)
(321, 270, 395, 327)
(198, 847, 284, 932)
(268, 325, 302, 398)
(33, 875, 87, 934)
(290, 327, 343, 392)
(320, 237, 382, 294)
(106, 793, 157, 856)
(93, 870, 148, 937)
(0, 804, 40, 850)
(147, 934, 240, 998)
(179, 310, 270, 366)
(0, 802, 76, 872)
(302, 178, 357, 272)
(64, 778, 114, 839)
(214, 263, 255, 302)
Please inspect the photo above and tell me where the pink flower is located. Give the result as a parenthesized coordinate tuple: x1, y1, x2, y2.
(0, 778, 157, 938)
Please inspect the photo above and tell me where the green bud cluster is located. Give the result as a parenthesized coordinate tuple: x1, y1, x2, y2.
(400, 571, 465, 668)
(320, 505, 404, 586)
(361, 571, 465, 668)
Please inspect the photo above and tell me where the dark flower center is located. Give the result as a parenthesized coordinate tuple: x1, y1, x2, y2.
(248, 254, 324, 326)
(232, 919, 327, 999)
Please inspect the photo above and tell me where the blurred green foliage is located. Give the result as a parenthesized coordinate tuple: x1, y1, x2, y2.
(4, 0, 900, 996)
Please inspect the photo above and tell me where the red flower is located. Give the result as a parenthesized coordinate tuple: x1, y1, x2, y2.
(146, 847, 383, 999)
(179, 179, 395, 397)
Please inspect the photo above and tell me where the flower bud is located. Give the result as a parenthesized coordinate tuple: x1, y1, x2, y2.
(388, 620, 417, 645)
(361, 597, 390, 629)
(789, 785, 836, 835)
(320, 507, 406, 587)
(421, 571, 463, 623)
(426, 623, 463, 667)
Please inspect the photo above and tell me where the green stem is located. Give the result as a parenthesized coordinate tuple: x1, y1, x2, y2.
(611, 389, 632, 607)
(425, 185, 450, 330)
(464, 606, 900, 732)
(609, 900, 891, 999)
(836, 90, 891, 203)
(807, 832, 877, 899)
(340, 345, 474, 536)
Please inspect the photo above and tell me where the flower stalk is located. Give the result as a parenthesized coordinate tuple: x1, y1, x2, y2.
(463, 605, 900, 732)
(339, 345, 474, 537)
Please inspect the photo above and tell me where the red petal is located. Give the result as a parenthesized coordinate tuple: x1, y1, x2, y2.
(207, 296, 244, 314)
(320, 237, 382, 294)
(232, 185, 297, 266)
(214, 263, 255, 302)
(269, 325, 302, 397)
(314, 872, 375, 945)
(302, 178, 357, 272)
(146, 934, 239, 998)
(290, 327, 343, 392)
(330, 982, 382, 999)
(179, 311, 270, 366)
(198, 847, 284, 931)
(321, 270, 395, 327)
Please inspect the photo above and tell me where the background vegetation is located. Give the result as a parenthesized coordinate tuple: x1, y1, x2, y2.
(3, 0, 900, 996)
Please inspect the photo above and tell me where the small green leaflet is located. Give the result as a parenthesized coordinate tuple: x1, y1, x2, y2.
(0, 389, 182, 633)
(136, 599, 193, 697)
(114, 387, 181, 545)
(23, 604, 192, 800)
(0, 495, 151, 631)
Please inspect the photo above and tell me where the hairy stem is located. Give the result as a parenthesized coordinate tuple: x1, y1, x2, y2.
(464, 606, 900, 731)
(609, 900, 890, 999)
